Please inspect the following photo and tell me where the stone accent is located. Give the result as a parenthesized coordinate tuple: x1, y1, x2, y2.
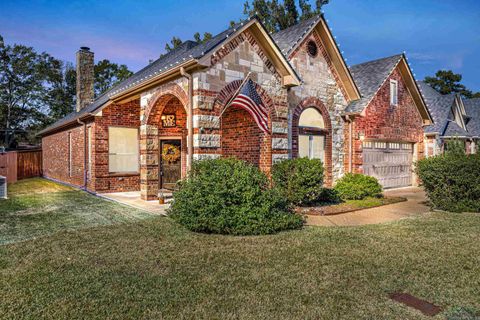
(193, 115, 220, 129)
(272, 138, 288, 150)
(272, 121, 288, 134)
(193, 153, 221, 161)
(272, 153, 288, 164)
(193, 134, 221, 148)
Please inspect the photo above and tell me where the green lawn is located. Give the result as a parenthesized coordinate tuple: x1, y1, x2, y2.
(1, 179, 479, 319)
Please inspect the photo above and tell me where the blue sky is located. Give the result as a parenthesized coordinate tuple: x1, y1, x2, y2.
(1, 0, 479, 91)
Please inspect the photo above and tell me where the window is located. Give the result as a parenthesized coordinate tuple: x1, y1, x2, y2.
(306, 40, 318, 58)
(298, 107, 326, 163)
(108, 127, 139, 173)
(390, 80, 398, 106)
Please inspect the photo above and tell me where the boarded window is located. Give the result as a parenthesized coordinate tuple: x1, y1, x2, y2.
(108, 127, 139, 173)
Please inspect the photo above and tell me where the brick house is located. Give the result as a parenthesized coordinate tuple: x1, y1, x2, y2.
(39, 14, 433, 199)
(418, 81, 480, 156)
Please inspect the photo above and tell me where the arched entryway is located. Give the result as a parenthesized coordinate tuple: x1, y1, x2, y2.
(141, 93, 187, 200)
(292, 98, 333, 185)
(217, 79, 274, 172)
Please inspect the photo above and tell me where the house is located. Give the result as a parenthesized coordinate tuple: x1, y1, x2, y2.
(418, 81, 480, 155)
(38, 14, 433, 199)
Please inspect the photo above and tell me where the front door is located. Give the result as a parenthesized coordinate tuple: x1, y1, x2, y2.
(160, 139, 182, 190)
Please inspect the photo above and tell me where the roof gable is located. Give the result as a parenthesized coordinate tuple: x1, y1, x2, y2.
(347, 54, 432, 124)
(272, 15, 361, 102)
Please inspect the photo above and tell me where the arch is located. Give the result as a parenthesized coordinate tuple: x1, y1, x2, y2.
(292, 97, 333, 185)
(215, 79, 275, 117)
(143, 82, 188, 125)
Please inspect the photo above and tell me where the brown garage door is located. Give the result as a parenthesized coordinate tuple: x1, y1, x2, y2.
(362, 141, 413, 189)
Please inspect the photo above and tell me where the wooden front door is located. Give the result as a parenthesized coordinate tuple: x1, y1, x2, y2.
(160, 139, 182, 190)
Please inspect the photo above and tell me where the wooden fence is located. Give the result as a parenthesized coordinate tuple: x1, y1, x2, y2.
(0, 149, 42, 183)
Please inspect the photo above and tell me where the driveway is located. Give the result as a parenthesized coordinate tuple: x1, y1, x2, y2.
(306, 187, 430, 227)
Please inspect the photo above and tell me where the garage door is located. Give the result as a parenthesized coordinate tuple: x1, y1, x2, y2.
(362, 141, 413, 189)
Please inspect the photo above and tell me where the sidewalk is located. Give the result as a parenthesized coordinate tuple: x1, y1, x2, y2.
(306, 187, 430, 227)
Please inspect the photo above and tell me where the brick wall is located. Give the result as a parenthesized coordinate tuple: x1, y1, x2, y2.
(221, 106, 261, 166)
(93, 100, 141, 193)
(348, 67, 425, 173)
(42, 124, 88, 187)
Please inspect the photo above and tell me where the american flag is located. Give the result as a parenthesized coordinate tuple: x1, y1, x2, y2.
(230, 79, 270, 134)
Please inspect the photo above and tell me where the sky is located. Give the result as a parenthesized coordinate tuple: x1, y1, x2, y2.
(1, 0, 479, 91)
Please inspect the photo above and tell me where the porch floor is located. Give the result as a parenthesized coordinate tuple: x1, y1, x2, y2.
(98, 191, 170, 216)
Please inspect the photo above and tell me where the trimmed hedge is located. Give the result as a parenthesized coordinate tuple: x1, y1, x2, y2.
(272, 157, 325, 206)
(334, 173, 383, 200)
(168, 158, 303, 235)
(416, 153, 480, 212)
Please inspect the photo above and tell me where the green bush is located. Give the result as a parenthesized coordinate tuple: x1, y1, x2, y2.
(416, 153, 480, 212)
(334, 173, 383, 200)
(168, 158, 303, 235)
(272, 157, 325, 206)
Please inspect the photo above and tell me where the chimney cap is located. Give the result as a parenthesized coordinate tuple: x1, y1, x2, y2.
(80, 46, 90, 51)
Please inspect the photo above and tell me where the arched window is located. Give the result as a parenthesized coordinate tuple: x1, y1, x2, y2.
(298, 107, 326, 163)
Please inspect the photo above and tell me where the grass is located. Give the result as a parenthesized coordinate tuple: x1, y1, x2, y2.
(0, 178, 154, 245)
(1, 179, 480, 319)
(298, 196, 407, 216)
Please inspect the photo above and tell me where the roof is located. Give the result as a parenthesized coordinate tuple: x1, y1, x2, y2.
(417, 81, 457, 134)
(40, 17, 304, 136)
(346, 54, 403, 113)
(464, 98, 480, 137)
(272, 15, 323, 55)
(443, 120, 471, 137)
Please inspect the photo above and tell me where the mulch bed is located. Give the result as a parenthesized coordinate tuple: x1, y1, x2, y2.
(295, 197, 407, 216)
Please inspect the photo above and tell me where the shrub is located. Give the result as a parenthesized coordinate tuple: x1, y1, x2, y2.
(272, 157, 325, 206)
(168, 158, 303, 235)
(334, 173, 383, 200)
(416, 153, 480, 212)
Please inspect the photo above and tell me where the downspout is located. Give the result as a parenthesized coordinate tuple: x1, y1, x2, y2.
(180, 67, 194, 170)
(77, 118, 88, 190)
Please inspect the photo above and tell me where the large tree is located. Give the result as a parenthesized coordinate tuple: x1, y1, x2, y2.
(424, 70, 480, 98)
(94, 59, 133, 96)
(0, 35, 53, 147)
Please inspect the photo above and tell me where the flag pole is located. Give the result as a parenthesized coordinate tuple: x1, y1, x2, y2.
(220, 72, 252, 117)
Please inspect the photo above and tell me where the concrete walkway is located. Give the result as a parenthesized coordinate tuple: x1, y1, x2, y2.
(306, 187, 430, 227)
(98, 192, 169, 215)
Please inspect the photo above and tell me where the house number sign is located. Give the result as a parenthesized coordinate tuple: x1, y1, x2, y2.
(162, 114, 176, 127)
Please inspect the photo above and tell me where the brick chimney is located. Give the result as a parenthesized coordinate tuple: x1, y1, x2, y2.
(76, 47, 94, 112)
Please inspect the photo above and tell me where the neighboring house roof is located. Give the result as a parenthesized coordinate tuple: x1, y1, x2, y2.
(39, 17, 301, 136)
(346, 54, 432, 123)
(272, 14, 361, 101)
(464, 98, 480, 137)
(417, 81, 456, 134)
(347, 54, 403, 113)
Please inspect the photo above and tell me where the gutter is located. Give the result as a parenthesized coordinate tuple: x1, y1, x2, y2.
(180, 67, 194, 170)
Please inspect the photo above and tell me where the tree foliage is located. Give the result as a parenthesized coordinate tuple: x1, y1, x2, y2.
(243, 0, 329, 33)
(425, 70, 480, 98)
(0, 34, 133, 148)
(94, 59, 133, 96)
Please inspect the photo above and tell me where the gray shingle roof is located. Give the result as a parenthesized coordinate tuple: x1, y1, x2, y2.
(465, 98, 480, 137)
(417, 81, 456, 134)
(38, 19, 250, 136)
(346, 54, 403, 113)
(271, 15, 322, 55)
(443, 120, 471, 137)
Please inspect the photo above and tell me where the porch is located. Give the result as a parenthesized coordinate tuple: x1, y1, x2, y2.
(98, 191, 171, 215)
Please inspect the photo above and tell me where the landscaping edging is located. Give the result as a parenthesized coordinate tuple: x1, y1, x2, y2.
(296, 197, 407, 216)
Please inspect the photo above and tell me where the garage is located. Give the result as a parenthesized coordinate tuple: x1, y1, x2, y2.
(362, 141, 414, 189)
